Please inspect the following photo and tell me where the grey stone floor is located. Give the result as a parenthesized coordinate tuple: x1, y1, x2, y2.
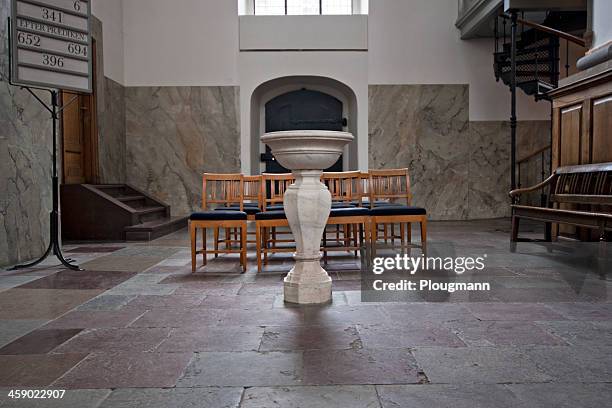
(0, 218, 610, 407)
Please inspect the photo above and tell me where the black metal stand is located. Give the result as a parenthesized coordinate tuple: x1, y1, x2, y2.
(510, 11, 518, 196)
(9, 89, 82, 271)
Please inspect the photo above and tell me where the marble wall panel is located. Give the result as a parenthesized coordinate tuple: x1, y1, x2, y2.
(0, 0, 52, 266)
(368, 85, 551, 220)
(369, 85, 470, 220)
(98, 77, 126, 183)
(125, 87, 241, 215)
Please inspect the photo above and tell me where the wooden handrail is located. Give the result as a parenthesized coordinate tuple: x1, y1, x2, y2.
(517, 145, 551, 165)
(501, 14, 586, 47)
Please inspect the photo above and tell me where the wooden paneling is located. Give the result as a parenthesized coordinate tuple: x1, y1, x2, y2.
(592, 95, 612, 163)
(62, 92, 86, 185)
(559, 105, 582, 166)
(549, 68, 612, 240)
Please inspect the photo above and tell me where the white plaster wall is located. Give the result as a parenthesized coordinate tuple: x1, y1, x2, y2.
(91, 0, 124, 84)
(592, 0, 612, 49)
(239, 51, 369, 173)
(239, 15, 367, 50)
(368, 0, 551, 121)
(122, 0, 239, 86)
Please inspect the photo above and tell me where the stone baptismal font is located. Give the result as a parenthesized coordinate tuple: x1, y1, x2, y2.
(261, 130, 354, 304)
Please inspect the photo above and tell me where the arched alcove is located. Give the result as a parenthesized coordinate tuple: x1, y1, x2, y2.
(249, 76, 359, 175)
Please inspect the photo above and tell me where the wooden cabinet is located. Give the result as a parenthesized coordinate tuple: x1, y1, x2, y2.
(549, 65, 612, 239)
(550, 67, 612, 170)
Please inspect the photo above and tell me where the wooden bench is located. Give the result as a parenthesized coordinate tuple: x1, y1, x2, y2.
(509, 162, 612, 243)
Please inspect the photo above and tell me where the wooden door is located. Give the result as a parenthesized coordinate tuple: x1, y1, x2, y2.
(263, 89, 345, 173)
(61, 41, 98, 184)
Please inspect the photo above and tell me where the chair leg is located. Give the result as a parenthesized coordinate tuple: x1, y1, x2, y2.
(241, 224, 247, 273)
(263, 227, 269, 265)
(214, 227, 219, 258)
(256, 224, 262, 273)
(190, 223, 197, 273)
(371, 220, 378, 258)
(202, 227, 207, 266)
(400, 223, 406, 252)
(407, 223, 412, 243)
(224, 228, 231, 251)
(511, 215, 520, 242)
(420, 218, 427, 256)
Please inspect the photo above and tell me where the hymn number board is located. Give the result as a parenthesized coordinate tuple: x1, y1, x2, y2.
(10, 0, 92, 93)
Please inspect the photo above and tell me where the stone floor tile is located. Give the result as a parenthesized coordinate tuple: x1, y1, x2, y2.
(219, 308, 304, 327)
(378, 303, 477, 323)
(536, 320, 612, 346)
(0, 275, 44, 291)
(465, 303, 566, 321)
(241, 385, 380, 408)
(521, 346, 612, 382)
(0, 389, 112, 408)
(0, 354, 87, 387)
(412, 347, 552, 383)
(273, 292, 348, 308)
(446, 320, 567, 346)
(260, 325, 361, 351)
(77, 295, 137, 311)
(53, 328, 172, 353)
(302, 306, 389, 327)
(506, 383, 612, 408)
(156, 326, 263, 352)
(176, 351, 303, 387)
(80, 256, 166, 273)
(17, 270, 136, 290)
(0, 320, 48, 348)
(125, 294, 206, 310)
(302, 348, 420, 385)
(42, 309, 146, 330)
(200, 294, 275, 310)
(0, 329, 82, 355)
(67, 246, 125, 253)
(112, 246, 181, 258)
(0, 289, 103, 319)
(173, 282, 242, 296)
(358, 322, 466, 348)
(377, 384, 521, 408)
(129, 308, 225, 328)
(99, 387, 242, 408)
(544, 302, 612, 320)
(53, 352, 193, 389)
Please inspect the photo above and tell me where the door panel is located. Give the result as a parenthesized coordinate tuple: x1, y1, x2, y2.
(559, 105, 582, 166)
(62, 92, 86, 184)
(264, 89, 344, 173)
(558, 104, 583, 236)
(592, 95, 612, 163)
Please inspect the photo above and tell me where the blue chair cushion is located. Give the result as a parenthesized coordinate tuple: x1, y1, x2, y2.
(190, 211, 247, 221)
(331, 202, 357, 208)
(265, 204, 285, 211)
(369, 205, 426, 216)
(255, 210, 287, 220)
(329, 207, 370, 217)
(215, 206, 260, 215)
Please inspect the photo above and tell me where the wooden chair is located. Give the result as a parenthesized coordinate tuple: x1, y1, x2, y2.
(322, 171, 370, 262)
(189, 174, 247, 273)
(254, 173, 295, 272)
(368, 169, 427, 254)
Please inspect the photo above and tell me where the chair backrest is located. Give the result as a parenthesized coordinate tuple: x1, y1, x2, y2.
(550, 163, 612, 207)
(202, 173, 244, 210)
(243, 175, 263, 209)
(261, 173, 295, 210)
(368, 168, 412, 208)
(322, 171, 363, 205)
